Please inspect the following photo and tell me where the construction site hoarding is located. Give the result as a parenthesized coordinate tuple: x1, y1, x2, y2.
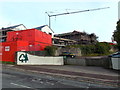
(7, 29, 52, 45)
(1, 29, 52, 62)
(0, 41, 28, 62)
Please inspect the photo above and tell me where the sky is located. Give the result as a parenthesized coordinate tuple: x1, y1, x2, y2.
(0, 0, 119, 42)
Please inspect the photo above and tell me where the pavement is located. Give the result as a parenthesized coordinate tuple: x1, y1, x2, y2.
(2, 64, 120, 87)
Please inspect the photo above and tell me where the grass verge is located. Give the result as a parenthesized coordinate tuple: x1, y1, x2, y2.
(0, 61, 15, 64)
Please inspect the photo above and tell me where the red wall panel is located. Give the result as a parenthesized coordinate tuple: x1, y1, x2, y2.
(7, 29, 52, 44)
(0, 41, 28, 62)
(28, 41, 51, 51)
(35, 30, 52, 44)
(1, 42, 17, 62)
(7, 29, 52, 51)
(7, 29, 36, 42)
(2, 29, 52, 62)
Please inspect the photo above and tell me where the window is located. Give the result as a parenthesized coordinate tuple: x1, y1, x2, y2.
(49, 33, 52, 35)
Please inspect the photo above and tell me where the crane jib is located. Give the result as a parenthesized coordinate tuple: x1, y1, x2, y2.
(49, 7, 110, 17)
(46, 7, 110, 28)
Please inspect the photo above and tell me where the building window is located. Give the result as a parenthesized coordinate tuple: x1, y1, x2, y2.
(49, 33, 52, 35)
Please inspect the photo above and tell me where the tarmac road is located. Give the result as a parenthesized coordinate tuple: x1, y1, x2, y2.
(2, 64, 118, 89)
(2, 68, 79, 89)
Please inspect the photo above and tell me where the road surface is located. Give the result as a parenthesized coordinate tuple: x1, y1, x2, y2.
(2, 64, 118, 89)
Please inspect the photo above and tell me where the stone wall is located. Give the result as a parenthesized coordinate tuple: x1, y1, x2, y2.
(64, 58, 86, 66)
(65, 56, 112, 68)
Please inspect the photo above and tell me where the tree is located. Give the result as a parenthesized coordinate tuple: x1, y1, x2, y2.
(113, 20, 120, 50)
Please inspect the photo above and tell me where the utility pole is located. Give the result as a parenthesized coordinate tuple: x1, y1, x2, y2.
(45, 7, 110, 28)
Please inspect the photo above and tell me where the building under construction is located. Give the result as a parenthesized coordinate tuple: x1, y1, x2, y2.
(46, 7, 109, 46)
(54, 30, 98, 45)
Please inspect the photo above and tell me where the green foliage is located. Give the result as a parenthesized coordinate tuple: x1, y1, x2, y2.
(80, 45, 96, 55)
(45, 46, 57, 56)
(113, 20, 120, 50)
(95, 42, 111, 54)
(65, 42, 111, 56)
(0, 61, 15, 64)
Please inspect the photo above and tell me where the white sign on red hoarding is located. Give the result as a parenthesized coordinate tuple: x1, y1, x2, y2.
(5, 46, 10, 51)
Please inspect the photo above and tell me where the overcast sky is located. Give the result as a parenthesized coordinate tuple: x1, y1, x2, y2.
(0, 0, 119, 42)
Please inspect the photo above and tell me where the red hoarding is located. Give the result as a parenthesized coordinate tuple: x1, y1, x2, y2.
(0, 41, 28, 62)
(1, 29, 52, 62)
(7, 29, 52, 45)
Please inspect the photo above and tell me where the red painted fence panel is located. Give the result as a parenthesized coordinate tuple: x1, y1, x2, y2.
(0, 41, 28, 62)
(1, 29, 52, 62)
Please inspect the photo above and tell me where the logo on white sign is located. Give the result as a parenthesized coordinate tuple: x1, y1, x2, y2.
(19, 53, 28, 63)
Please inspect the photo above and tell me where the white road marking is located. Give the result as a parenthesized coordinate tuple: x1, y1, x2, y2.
(10, 83, 32, 88)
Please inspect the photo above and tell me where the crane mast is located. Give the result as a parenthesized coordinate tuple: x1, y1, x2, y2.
(46, 7, 110, 28)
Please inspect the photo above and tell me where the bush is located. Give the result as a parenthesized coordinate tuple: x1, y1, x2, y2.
(80, 45, 96, 55)
(95, 42, 111, 54)
(65, 42, 111, 56)
(45, 46, 57, 56)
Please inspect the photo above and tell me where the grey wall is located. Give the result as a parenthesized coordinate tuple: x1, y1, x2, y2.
(65, 57, 112, 68)
(64, 58, 86, 66)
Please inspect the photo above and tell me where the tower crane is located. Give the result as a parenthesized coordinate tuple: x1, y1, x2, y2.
(45, 7, 110, 28)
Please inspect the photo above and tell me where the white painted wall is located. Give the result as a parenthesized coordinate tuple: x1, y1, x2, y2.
(13, 25, 27, 31)
(41, 26, 54, 38)
(17, 52, 64, 65)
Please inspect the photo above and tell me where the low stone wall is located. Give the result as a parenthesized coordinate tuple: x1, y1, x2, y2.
(65, 56, 111, 68)
(85, 57, 104, 67)
(65, 58, 86, 66)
